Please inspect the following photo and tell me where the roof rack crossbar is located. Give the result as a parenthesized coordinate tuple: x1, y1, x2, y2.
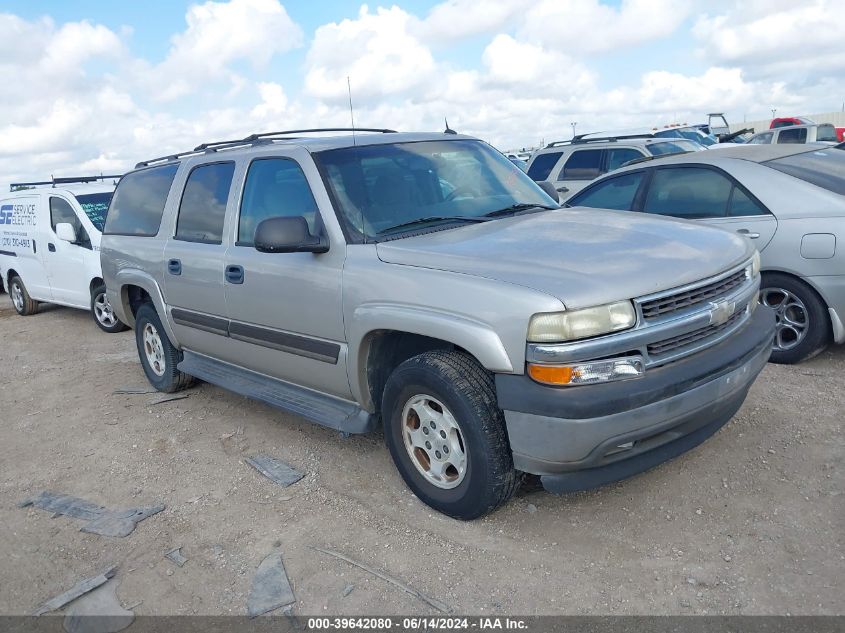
(9, 174, 123, 189)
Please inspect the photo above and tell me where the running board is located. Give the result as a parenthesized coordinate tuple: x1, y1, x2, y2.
(178, 351, 375, 434)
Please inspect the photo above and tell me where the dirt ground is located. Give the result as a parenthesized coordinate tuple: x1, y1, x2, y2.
(0, 295, 842, 617)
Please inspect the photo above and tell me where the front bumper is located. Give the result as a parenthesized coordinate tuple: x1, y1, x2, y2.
(496, 306, 776, 493)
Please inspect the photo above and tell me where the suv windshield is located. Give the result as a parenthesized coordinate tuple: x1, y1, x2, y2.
(765, 149, 845, 195)
(75, 192, 113, 232)
(817, 125, 838, 143)
(647, 139, 703, 156)
(316, 139, 555, 240)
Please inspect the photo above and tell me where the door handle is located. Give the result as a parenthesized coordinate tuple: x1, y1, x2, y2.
(167, 259, 182, 275)
(225, 265, 244, 284)
(736, 229, 760, 239)
(556, 186, 570, 193)
(48, 243, 56, 252)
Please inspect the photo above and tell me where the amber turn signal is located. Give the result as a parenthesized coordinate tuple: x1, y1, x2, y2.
(527, 364, 574, 385)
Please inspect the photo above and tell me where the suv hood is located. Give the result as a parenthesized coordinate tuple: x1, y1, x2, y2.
(375, 208, 753, 310)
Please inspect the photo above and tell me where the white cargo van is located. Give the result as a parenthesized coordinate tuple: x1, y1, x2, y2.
(0, 175, 126, 332)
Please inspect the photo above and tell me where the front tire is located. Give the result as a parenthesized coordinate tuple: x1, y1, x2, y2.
(761, 273, 830, 364)
(134, 303, 195, 392)
(382, 350, 518, 520)
(91, 284, 127, 333)
(9, 275, 39, 316)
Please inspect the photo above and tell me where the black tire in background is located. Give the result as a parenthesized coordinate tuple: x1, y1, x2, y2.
(9, 275, 39, 316)
(133, 303, 195, 392)
(90, 283, 128, 333)
(382, 349, 518, 520)
(761, 272, 830, 364)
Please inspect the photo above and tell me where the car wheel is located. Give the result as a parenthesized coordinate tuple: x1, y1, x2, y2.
(9, 275, 39, 316)
(134, 303, 195, 392)
(91, 283, 127, 333)
(382, 350, 518, 520)
(760, 273, 830, 364)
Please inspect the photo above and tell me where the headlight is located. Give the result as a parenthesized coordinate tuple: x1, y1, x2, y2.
(748, 251, 761, 278)
(527, 301, 636, 342)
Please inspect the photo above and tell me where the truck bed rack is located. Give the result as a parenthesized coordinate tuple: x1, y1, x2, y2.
(9, 174, 122, 191)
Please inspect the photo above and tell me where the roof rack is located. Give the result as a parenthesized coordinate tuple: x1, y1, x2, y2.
(620, 150, 694, 168)
(135, 128, 398, 168)
(545, 133, 657, 148)
(9, 174, 122, 190)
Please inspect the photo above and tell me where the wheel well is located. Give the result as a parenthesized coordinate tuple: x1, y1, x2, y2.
(124, 284, 153, 318)
(364, 331, 467, 415)
(761, 269, 833, 332)
(89, 277, 104, 296)
(6, 268, 19, 287)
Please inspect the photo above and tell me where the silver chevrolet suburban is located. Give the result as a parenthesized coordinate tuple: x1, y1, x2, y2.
(101, 129, 776, 519)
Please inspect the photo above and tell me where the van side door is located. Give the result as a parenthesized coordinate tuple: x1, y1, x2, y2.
(223, 151, 351, 399)
(44, 195, 92, 306)
(162, 160, 238, 353)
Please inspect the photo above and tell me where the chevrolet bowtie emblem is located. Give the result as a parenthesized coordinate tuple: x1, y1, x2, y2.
(709, 299, 736, 326)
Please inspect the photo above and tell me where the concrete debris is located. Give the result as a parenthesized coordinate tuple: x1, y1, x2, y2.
(247, 552, 296, 618)
(63, 579, 134, 633)
(245, 455, 304, 489)
(20, 491, 164, 537)
(342, 584, 355, 597)
(32, 566, 117, 616)
(165, 547, 188, 567)
(311, 546, 450, 613)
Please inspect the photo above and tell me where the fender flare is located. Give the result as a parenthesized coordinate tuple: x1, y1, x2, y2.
(347, 303, 514, 410)
(114, 269, 180, 347)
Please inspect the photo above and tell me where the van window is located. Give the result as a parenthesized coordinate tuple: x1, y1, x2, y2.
(50, 197, 90, 246)
(526, 152, 562, 181)
(105, 163, 179, 236)
(75, 193, 113, 232)
(175, 162, 235, 243)
(559, 149, 602, 180)
(238, 158, 319, 247)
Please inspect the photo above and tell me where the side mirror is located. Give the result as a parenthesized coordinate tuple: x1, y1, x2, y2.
(537, 180, 559, 204)
(55, 222, 77, 243)
(254, 216, 329, 254)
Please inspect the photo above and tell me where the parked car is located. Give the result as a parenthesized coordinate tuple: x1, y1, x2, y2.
(746, 123, 839, 145)
(0, 176, 126, 332)
(567, 144, 845, 363)
(507, 156, 529, 172)
(526, 134, 705, 199)
(653, 125, 749, 146)
(770, 116, 845, 142)
(101, 128, 774, 519)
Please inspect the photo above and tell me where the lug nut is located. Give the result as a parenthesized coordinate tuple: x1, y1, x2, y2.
(435, 451, 442, 459)
(423, 427, 429, 435)
(430, 421, 436, 429)
(443, 446, 449, 454)
(425, 441, 431, 449)
(439, 430, 446, 439)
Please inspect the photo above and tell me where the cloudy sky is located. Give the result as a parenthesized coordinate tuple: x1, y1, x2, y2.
(1, 0, 842, 185)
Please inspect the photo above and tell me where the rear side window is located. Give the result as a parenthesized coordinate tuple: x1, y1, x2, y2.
(75, 193, 113, 232)
(766, 149, 845, 195)
(559, 149, 602, 180)
(817, 125, 837, 142)
(238, 158, 319, 247)
(728, 187, 768, 217)
(526, 152, 562, 181)
(643, 167, 733, 219)
(569, 172, 644, 211)
(749, 132, 773, 144)
(105, 164, 179, 236)
(175, 162, 235, 243)
(778, 128, 807, 144)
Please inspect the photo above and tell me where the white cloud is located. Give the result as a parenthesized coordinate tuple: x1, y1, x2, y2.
(520, 0, 693, 55)
(140, 0, 303, 101)
(415, 0, 532, 44)
(304, 5, 437, 102)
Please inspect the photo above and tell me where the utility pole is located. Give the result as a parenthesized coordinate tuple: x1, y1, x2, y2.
(771, 107, 776, 119)
(571, 122, 577, 139)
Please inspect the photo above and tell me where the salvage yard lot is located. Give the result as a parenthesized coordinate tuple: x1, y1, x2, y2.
(0, 296, 842, 616)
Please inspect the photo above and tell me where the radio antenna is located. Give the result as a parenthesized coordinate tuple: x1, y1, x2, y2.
(347, 76, 357, 146)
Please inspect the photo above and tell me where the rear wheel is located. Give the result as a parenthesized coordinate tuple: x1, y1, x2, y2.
(761, 273, 830, 364)
(382, 350, 518, 520)
(134, 303, 195, 392)
(9, 275, 39, 316)
(91, 283, 127, 333)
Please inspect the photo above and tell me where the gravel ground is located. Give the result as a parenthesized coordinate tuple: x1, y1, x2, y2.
(0, 296, 842, 616)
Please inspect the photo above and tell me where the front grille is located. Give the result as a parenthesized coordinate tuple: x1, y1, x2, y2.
(647, 309, 745, 356)
(640, 270, 747, 320)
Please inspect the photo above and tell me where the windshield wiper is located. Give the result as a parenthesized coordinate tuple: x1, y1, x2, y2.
(483, 203, 557, 218)
(376, 216, 490, 236)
